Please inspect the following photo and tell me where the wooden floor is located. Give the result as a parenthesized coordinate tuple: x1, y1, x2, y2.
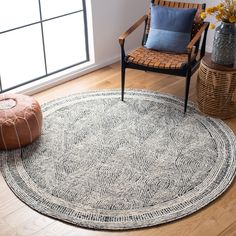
(1, 62, 236, 236)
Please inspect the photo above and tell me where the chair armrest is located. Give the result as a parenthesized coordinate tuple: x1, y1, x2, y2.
(119, 15, 148, 46)
(187, 22, 209, 53)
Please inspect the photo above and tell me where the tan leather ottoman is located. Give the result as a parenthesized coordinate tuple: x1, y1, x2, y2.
(0, 94, 42, 150)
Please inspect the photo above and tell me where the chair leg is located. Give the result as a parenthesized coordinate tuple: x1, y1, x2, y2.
(121, 64, 126, 101)
(184, 72, 191, 113)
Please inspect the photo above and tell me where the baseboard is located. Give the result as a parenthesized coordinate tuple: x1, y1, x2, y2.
(9, 55, 121, 96)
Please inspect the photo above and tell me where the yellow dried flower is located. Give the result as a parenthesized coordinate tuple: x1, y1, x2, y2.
(200, 1, 236, 29)
(229, 15, 236, 23)
(206, 8, 213, 14)
(219, 8, 225, 14)
(201, 12, 207, 19)
(215, 14, 223, 21)
(212, 6, 219, 12)
(209, 23, 215, 30)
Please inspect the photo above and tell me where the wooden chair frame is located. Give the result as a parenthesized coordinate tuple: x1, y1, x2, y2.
(119, 0, 209, 113)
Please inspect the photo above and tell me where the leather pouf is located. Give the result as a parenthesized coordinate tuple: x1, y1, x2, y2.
(0, 94, 42, 150)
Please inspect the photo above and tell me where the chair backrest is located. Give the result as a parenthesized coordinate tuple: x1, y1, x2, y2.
(143, 0, 206, 50)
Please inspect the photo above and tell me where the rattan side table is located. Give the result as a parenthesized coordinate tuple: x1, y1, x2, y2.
(197, 53, 236, 119)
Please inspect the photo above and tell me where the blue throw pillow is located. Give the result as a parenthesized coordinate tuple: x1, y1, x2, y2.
(145, 5, 197, 53)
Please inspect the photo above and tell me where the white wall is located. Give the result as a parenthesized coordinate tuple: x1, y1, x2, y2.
(203, 0, 221, 52)
(90, 0, 219, 65)
(90, 0, 149, 66)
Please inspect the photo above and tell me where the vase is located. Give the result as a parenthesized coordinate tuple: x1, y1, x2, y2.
(211, 22, 236, 65)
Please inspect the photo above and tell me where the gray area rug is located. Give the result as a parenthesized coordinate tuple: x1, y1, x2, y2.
(1, 90, 236, 230)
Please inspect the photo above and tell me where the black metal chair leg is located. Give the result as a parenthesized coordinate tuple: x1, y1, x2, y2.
(121, 64, 126, 101)
(184, 73, 191, 113)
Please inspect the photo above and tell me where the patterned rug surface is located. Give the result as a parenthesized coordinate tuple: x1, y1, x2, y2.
(1, 90, 236, 230)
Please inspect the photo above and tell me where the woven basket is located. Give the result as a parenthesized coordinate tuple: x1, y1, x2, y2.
(197, 60, 236, 119)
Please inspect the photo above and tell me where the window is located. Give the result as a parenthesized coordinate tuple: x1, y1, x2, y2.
(0, 0, 89, 92)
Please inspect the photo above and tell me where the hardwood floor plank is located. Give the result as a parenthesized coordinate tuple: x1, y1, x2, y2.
(218, 221, 236, 236)
(3, 206, 53, 236)
(0, 173, 9, 192)
(0, 218, 16, 236)
(0, 188, 25, 217)
(1, 62, 236, 236)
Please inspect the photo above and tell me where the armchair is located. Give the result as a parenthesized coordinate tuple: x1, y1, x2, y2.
(119, 0, 209, 112)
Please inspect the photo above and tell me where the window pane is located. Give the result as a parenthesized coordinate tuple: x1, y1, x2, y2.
(41, 0, 83, 19)
(0, 25, 46, 90)
(0, 0, 40, 32)
(43, 13, 87, 73)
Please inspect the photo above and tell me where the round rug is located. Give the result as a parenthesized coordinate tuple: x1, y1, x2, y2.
(1, 90, 236, 230)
